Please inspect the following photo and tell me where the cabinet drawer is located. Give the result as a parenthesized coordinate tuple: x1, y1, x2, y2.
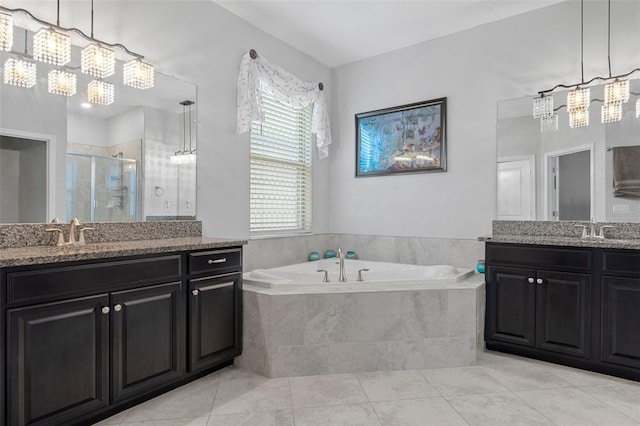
(6, 255, 182, 305)
(188, 248, 241, 275)
(602, 250, 640, 276)
(486, 244, 592, 271)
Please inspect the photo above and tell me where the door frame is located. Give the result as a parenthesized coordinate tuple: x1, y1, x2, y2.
(0, 128, 57, 222)
(543, 144, 594, 221)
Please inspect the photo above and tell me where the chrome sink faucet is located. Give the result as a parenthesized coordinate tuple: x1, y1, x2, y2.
(337, 248, 347, 282)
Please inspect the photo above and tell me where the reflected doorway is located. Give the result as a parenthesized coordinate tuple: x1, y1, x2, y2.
(0, 135, 48, 223)
(545, 146, 593, 221)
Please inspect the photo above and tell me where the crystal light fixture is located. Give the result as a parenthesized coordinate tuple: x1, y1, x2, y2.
(48, 69, 76, 96)
(123, 59, 154, 89)
(170, 100, 196, 165)
(605, 79, 629, 105)
(602, 102, 622, 123)
(569, 108, 589, 128)
(540, 114, 559, 133)
(0, 11, 13, 51)
(3, 58, 37, 88)
(567, 87, 590, 112)
(533, 94, 553, 119)
(33, 27, 71, 66)
(87, 80, 114, 105)
(81, 43, 115, 78)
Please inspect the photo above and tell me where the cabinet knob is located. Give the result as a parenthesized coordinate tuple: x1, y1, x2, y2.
(208, 258, 227, 264)
(101, 306, 110, 314)
(192, 289, 199, 296)
(536, 278, 544, 284)
(113, 304, 122, 312)
(528, 278, 535, 283)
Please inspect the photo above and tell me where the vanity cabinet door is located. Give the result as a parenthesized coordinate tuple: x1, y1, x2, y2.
(6, 294, 109, 426)
(485, 266, 536, 347)
(602, 276, 640, 369)
(188, 274, 242, 372)
(535, 270, 591, 358)
(111, 282, 184, 404)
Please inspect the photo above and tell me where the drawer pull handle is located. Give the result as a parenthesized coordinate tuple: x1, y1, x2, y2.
(536, 278, 544, 285)
(101, 306, 110, 314)
(192, 289, 199, 296)
(528, 278, 535, 283)
(208, 258, 227, 264)
(113, 304, 122, 312)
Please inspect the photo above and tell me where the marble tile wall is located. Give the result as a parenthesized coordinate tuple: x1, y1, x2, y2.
(243, 234, 484, 272)
(236, 285, 483, 377)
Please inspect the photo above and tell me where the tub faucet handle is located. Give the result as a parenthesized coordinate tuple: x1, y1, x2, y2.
(317, 269, 330, 283)
(357, 268, 370, 282)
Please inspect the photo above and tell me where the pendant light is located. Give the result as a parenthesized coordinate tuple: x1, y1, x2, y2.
(170, 100, 197, 165)
(32, 1, 71, 66)
(4, 30, 36, 88)
(0, 10, 13, 51)
(80, 0, 115, 78)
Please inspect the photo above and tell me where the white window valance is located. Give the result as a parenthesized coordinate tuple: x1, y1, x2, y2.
(236, 51, 332, 159)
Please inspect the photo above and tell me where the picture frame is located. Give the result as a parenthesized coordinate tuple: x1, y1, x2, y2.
(355, 97, 447, 177)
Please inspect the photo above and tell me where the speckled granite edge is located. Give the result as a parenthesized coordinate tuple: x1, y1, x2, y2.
(0, 237, 248, 268)
(0, 221, 202, 249)
(492, 220, 640, 240)
(483, 234, 640, 250)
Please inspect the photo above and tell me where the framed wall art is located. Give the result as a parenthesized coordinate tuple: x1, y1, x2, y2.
(355, 97, 447, 177)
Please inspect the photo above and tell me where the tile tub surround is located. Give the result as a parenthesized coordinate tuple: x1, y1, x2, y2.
(243, 233, 484, 272)
(235, 277, 485, 377)
(0, 220, 203, 249)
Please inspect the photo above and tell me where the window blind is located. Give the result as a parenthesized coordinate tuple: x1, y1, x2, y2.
(250, 92, 313, 236)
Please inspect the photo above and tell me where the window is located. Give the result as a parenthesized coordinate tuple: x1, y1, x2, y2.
(250, 91, 313, 236)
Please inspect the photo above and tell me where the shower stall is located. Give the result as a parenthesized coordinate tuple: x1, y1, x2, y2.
(66, 153, 139, 222)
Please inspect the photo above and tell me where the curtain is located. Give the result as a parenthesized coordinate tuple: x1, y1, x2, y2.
(237, 51, 332, 159)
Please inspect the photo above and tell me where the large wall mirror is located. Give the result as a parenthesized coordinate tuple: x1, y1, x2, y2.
(497, 79, 640, 223)
(0, 26, 197, 224)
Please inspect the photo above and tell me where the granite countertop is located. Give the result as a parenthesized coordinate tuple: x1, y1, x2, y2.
(480, 234, 640, 250)
(0, 237, 248, 268)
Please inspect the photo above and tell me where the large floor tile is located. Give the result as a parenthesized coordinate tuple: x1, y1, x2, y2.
(446, 392, 552, 425)
(290, 374, 368, 408)
(524, 360, 630, 387)
(121, 417, 209, 426)
(208, 410, 293, 426)
(515, 387, 638, 425)
(481, 362, 571, 391)
(357, 370, 439, 401)
(371, 398, 468, 426)
(421, 366, 509, 396)
(211, 376, 291, 415)
(579, 382, 640, 422)
(294, 403, 381, 426)
(93, 409, 129, 425)
(123, 375, 220, 422)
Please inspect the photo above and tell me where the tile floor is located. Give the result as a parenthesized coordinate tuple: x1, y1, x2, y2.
(96, 351, 640, 426)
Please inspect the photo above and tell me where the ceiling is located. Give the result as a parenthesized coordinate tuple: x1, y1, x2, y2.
(215, 0, 564, 68)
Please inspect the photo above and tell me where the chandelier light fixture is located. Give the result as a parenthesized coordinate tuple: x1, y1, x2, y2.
(0, 10, 13, 51)
(3, 57, 36, 88)
(48, 69, 76, 96)
(170, 100, 197, 165)
(0, 0, 154, 102)
(533, 0, 640, 131)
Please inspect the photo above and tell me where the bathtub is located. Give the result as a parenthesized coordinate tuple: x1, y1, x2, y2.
(244, 258, 474, 291)
(237, 258, 485, 377)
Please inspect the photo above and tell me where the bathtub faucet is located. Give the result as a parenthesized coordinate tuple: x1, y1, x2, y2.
(337, 248, 347, 282)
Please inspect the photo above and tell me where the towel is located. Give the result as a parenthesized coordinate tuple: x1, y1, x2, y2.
(613, 145, 640, 198)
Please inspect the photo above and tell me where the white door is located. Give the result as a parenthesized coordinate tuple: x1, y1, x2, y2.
(497, 158, 535, 220)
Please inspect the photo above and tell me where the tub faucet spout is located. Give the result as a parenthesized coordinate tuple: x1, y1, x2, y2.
(337, 248, 347, 282)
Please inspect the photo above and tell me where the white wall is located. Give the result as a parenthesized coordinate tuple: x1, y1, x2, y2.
(329, 0, 640, 239)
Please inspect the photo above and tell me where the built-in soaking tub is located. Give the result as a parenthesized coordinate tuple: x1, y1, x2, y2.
(237, 258, 485, 378)
(245, 258, 474, 290)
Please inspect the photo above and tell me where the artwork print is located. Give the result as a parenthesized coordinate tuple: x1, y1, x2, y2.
(356, 98, 447, 177)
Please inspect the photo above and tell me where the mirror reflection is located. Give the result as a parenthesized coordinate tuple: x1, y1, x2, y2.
(497, 79, 640, 223)
(0, 27, 197, 223)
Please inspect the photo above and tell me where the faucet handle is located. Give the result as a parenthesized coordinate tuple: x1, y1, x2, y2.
(45, 228, 65, 246)
(317, 269, 330, 283)
(357, 268, 370, 282)
(597, 225, 614, 239)
(77, 227, 94, 245)
(574, 224, 588, 238)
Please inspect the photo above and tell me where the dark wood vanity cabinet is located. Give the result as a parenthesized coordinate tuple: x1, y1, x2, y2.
(485, 243, 640, 381)
(0, 246, 243, 426)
